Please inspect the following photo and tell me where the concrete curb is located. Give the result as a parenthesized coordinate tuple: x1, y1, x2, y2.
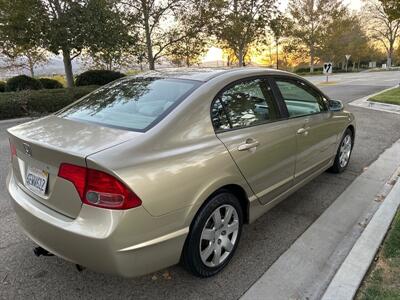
(322, 172, 400, 300)
(349, 85, 400, 115)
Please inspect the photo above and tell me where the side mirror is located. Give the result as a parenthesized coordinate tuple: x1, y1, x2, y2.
(329, 99, 344, 112)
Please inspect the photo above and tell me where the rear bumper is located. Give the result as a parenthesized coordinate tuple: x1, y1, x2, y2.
(7, 170, 189, 277)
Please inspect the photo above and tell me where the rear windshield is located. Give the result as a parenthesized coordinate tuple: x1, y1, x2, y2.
(59, 77, 200, 131)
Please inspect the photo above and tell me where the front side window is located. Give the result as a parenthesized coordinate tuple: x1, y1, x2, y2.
(59, 77, 199, 131)
(211, 78, 279, 131)
(275, 80, 327, 118)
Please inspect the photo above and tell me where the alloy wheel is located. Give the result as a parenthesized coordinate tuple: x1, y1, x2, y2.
(339, 134, 352, 168)
(199, 204, 239, 267)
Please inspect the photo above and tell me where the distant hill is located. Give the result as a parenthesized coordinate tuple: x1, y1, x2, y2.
(0, 55, 84, 79)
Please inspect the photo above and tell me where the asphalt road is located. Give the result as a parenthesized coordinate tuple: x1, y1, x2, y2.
(1, 71, 400, 300)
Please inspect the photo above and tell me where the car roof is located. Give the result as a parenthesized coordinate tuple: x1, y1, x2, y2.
(134, 67, 295, 82)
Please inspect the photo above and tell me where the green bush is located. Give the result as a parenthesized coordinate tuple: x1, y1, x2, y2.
(295, 67, 324, 74)
(5, 75, 43, 92)
(75, 70, 125, 86)
(39, 78, 64, 89)
(0, 81, 5, 92)
(0, 85, 99, 120)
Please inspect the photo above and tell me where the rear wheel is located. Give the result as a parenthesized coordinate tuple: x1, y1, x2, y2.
(182, 192, 243, 277)
(330, 128, 353, 173)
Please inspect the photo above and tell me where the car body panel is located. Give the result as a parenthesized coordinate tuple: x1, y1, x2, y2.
(216, 120, 297, 205)
(289, 112, 340, 183)
(7, 115, 141, 218)
(6, 68, 356, 277)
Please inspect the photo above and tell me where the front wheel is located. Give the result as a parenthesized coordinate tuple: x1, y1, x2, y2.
(330, 128, 353, 173)
(181, 192, 243, 277)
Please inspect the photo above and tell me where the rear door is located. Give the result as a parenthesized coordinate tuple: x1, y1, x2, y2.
(271, 77, 339, 183)
(211, 77, 297, 205)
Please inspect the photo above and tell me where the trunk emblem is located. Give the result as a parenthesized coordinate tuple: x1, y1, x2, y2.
(23, 143, 32, 157)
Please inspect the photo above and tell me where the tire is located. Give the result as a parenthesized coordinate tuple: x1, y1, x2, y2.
(181, 192, 243, 277)
(330, 128, 353, 173)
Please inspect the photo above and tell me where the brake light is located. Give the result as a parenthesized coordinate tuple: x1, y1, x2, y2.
(58, 163, 141, 210)
(9, 139, 17, 160)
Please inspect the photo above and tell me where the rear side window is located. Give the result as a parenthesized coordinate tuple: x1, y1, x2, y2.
(59, 77, 199, 131)
(211, 78, 279, 131)
(275, 80, 327, 117)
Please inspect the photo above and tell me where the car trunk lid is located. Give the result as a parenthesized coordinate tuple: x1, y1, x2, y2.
(8, 115, 141, 218)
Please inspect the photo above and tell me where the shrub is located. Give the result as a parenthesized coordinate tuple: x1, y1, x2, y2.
(39, 78, 64, 89)
(75, 70, 125, 86)
(5, 75, 43, 92)
(0, 81, 5, 92)
(295, 67, 323, 74)
(0, 85, 98, 120)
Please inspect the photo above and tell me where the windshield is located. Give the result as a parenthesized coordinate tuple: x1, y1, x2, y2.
(59, 77, 200, 131)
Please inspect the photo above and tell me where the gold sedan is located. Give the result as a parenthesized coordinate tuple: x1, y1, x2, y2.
(7, 68, 355, 277)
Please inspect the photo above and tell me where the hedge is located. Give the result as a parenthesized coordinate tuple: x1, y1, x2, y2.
(39, 78, 64, 89)
(75, 70, 126, 86)
(0, 81, 5, 92)
(0, 85, 99, 120)
(5, 75, 43, 92)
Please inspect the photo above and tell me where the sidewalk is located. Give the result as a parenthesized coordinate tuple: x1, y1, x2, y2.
(241, 139, 400, 300)
(322, 173, 400, 299)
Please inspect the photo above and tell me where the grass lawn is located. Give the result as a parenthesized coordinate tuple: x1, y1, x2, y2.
(369, 87, 400, 106)
(357, 210, 400, 299)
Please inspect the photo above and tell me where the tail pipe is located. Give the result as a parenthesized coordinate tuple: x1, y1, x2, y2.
(33, 246, 54, 257)
(33, 246, 85, 272)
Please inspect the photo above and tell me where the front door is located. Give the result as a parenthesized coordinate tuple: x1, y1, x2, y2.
(211, 77, 297, 204)
(273, 78, 339, 183)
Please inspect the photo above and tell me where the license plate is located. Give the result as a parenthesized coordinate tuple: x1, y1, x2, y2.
(26, 166, 48, 196)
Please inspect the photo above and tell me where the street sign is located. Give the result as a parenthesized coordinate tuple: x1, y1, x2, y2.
(323, 62, 333, 74)
(345, 55, 351, 72)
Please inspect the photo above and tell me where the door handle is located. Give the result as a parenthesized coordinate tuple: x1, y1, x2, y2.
(297, 127, 310, 135)
(238, 139, 260, 151)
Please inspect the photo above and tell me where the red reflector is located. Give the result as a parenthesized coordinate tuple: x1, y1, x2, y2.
(9, 139, 17, 160)
(58, 163, 141, 210)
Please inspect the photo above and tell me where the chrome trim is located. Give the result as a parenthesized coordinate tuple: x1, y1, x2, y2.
(117, 227, 189, 252)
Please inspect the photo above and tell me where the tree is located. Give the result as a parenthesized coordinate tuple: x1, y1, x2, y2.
(166, 4, 210, 67)
(84, 0, 138, 71)
(319, 13, 369, 68)
(123, 0, 182, 70)
(364, 0, 400, 67)
(269, 14, 292, 69)
(379, 0, 400, 20)
(123, 0, 210, 70)
(0, 0, 48, 76)
(0, 48, 48, 77)
(287, 0, 345, 72)
(213, 0, 277, 67)
(167, 34, 208, 67)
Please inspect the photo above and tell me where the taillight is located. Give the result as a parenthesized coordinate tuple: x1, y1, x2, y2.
(9, 139, 17, 160)
(58, 163, 141, 210)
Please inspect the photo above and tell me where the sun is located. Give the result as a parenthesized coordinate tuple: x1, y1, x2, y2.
(202, 47, 223, 62)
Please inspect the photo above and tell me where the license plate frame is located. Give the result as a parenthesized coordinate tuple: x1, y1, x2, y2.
(26, 166, 48, 196)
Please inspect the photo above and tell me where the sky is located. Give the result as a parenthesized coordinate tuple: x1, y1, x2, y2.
(279, 0, 363, 11)
(203, 0, 364, 62)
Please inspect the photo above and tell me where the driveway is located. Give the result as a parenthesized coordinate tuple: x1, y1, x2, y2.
(1, 71, 400, 299)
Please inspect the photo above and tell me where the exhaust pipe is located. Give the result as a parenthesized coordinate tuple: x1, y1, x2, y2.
(33, 246, 54, 257)
(76, 264, 85, 272)
(33, 246, 85, 272)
